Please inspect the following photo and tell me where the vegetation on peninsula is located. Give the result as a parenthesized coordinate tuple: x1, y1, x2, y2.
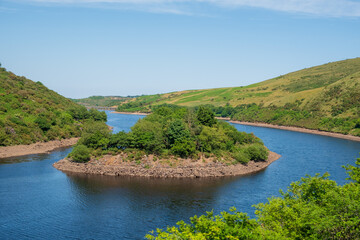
(68, 106, 268, 165)
(115, 58, 360, 136)
(146, 157, 360, 240)
(0, 65, 107, 146)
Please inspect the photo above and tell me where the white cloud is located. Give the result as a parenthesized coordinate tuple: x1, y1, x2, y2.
(16, 0, 360, 17)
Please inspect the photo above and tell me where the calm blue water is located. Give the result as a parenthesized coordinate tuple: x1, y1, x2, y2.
(1, 111, 359, 239)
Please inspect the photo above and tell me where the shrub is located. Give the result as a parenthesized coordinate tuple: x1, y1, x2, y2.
(233, 150, 250, 164)
(197, 106, 216, 127)
(171, 139, 196, 158)
(34, 116, 51, 131)
(245, 144, 268, 161)
(69, 145, 91, 162)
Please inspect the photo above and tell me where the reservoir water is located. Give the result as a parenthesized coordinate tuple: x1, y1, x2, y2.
(1, 111, 359, 239)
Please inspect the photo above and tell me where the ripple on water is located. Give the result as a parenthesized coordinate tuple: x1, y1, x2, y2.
(1, 112, 360, 239)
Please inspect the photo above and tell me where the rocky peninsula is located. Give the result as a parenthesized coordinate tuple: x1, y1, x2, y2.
(53, 151, 280, 178)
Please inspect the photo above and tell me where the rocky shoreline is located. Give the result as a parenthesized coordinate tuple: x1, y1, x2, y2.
(0, 138, 79, 159)
(230, 121, 360, 142)
(53, 151, 281, 178)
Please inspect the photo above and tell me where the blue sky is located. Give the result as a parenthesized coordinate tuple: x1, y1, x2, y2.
(1, 0, 360, 98)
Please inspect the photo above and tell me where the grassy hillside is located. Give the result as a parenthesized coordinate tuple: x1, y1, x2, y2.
(117, 58, 360, 135)
(0, 66, 106, 146)
(72, 96, 132, 108)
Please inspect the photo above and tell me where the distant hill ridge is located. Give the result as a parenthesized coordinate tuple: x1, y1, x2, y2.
(115, 57, 360, 136)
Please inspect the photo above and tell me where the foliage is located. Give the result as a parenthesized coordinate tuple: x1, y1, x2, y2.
(344, 157, 360, 183)
(68, 145, 91, 162)
(255, 173, 360, 239)
(114, 58, 360, 136)
(0, 66, 107, 146)
(146, 157, 360, 240)
(196, 106, 217, 127)
(69, 106, 268, 163)
(146, 208, 268, 240)
(245, 144, 269, 161)
(72, 95, 132, 107)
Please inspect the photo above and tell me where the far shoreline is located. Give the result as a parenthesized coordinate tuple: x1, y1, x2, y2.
(229, 120, 360, 142)
(111, 111, 149, 115)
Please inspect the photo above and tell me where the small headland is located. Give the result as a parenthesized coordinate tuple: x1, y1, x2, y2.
(53, 151, 281, 178)
(0, 138, 79, 159)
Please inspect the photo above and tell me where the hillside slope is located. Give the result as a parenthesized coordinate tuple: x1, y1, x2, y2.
(72, 96, 132, 108)
(117, 58, 360, 135)
(0, 66, 106, 146)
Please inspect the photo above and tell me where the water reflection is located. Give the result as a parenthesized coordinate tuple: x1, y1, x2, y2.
(1, 112, 360, 239)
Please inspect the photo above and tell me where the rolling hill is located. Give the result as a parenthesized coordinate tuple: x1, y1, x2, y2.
(72, 96, 133, 108)
(0, 65, 106, 146)
(117, 58, 360, 135)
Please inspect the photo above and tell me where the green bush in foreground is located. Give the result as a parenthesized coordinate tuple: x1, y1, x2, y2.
(146, 157, 360, 240)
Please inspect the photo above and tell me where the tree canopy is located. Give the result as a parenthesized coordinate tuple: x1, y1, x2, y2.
(68, 106, 268, 164)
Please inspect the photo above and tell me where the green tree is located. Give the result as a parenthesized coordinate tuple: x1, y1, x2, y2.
(197, 106, 217, 127)
(198, 126, 228, 152)
(171, 139, 196, 158)
(108, 131, 129, 150)
(69, 145, 91, 162)
(131, 119, 165, 153)
(167, 119, 190, 146)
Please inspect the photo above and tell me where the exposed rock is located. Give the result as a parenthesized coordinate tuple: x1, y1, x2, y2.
(53, 151, 281, 178)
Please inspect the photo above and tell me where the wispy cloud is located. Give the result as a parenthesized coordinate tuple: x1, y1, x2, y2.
(14, 0, 360, 17)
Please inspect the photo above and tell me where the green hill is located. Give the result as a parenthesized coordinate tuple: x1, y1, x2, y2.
(117, 58, 360, 135)
(72, 96, 132, 108)
(0, 65, 106, 146)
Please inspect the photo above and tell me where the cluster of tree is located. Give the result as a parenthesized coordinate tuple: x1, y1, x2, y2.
(0, 66, 107, 146)
(146, 157, 360, 239)
(69, 106, 268, 164)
